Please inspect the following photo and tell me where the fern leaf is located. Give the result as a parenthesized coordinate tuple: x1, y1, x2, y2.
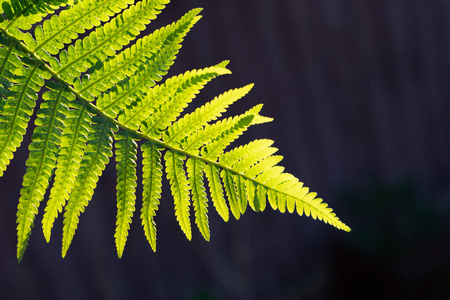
(75, 8, 202, 103)
(16, 81, 69, 261)
(164, 84, 253, 146)
(256, 184, 268, 212)
(245, 179, 258, 212)
(201, 105, 271, 160)
(186, 158, 209, 241)
(204, 164, 229, 222)
(233, 174, 247, 214)
(17, 0, 133, 63)
(220, 169, 240, 220)
(245, 155, 283, 179)
(62, 117, 116, 257)
(0, 35, 19, 89)
(0, 0, 351, 260)
(0, 0, 71, 31)
(257, 170, 350, 230)
(164, 150, 191, 240)
(55, 0, 169, 82)
(123, 63, 230, 136)
(141, 141, 163, 251)
(267, 189, 278, 210)
(219, 139, 275, 169)
(42, 100, 93, 242)
(0, 51, 48, 177)
(183, 104, 266, 154)
(114, 130, 139, 258)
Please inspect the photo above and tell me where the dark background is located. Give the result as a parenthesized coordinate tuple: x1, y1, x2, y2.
(1, 0, 450, 299)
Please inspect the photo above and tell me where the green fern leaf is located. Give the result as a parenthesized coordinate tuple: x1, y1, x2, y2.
(62, 117, 116, 257)
(183, 104, 266, 154)
(0, 0, 71, 31)
(256, 184, 268, 212)
(245, 179, 259, 212)
(219, 139, 275, 169)
(201, 105, 271, 160)
(220, 169, 240, 220)
(124, 63, 230, 136)
(74, 8, 202, 103)
(0, 47, 49, 177)
(165, 150, 191, 240)
(186, 158, 209, 241)
(16, 81, 69, 261)
(204, 164, 229, 222)
(54, 0, 169, 82)
(0, 35, 19, 89)
(233, 174, 247, 215)
(21, 0, 134, 59)
(164, 84, 253, 146)
(114, 130, 139, 258)
(0, 0, 351, 261)
(245, 155, 283, 179)
(141, 141, 163, 251)
(42, 100, 93, 242)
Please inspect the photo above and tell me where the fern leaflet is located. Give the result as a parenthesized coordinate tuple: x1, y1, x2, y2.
(165, 150, 191, 240)
(141, 141, 163, 251)
(187, 158, 209, 241)
(62, 117, 116, 257)
(42, 99, 93, 242)
(16, 81, 69, 262)
(114, 130, 139, 258)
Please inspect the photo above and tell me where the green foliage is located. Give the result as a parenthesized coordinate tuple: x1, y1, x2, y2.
(0, 0, 350, 262)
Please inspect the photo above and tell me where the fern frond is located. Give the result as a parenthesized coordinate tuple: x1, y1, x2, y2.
(186, 158, 209, 241)
(183, 104, 266, 154)
(256, 185, 268, 212)
(219, 139, 275, 169)
(42, 100, 94, 242)
(0, 42, 50, 177)
(114, 130, 139, 258)
(16, 81, 69, 262)
(0, 0, 71, 31)
(122, 62, 230, 135)
(233, 174, 247, 215)
(0, 35, 20, 89)
(257, 170, 350, 230)
(20, 0, 134, 59)
(164, 150, 191, 240)
(220, 169, 240, 220)
(204, 164, 229, 222)
(246, 180, 261, 212)
(54, 0, 169, 82)
(164, 84, 253, 146)
(201, 105, 271, 160)
(74, 8, 202, 102)
(1, 0, 351, 261)
(245, 155, 283, 179)
(141, 141, 163, 251)
(62, 117, 116, 257)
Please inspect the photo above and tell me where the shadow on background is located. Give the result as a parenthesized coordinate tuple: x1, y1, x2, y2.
(1, 0, 449, 299)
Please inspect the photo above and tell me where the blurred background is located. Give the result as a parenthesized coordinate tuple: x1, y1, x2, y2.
(1, 0, 450, 299)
